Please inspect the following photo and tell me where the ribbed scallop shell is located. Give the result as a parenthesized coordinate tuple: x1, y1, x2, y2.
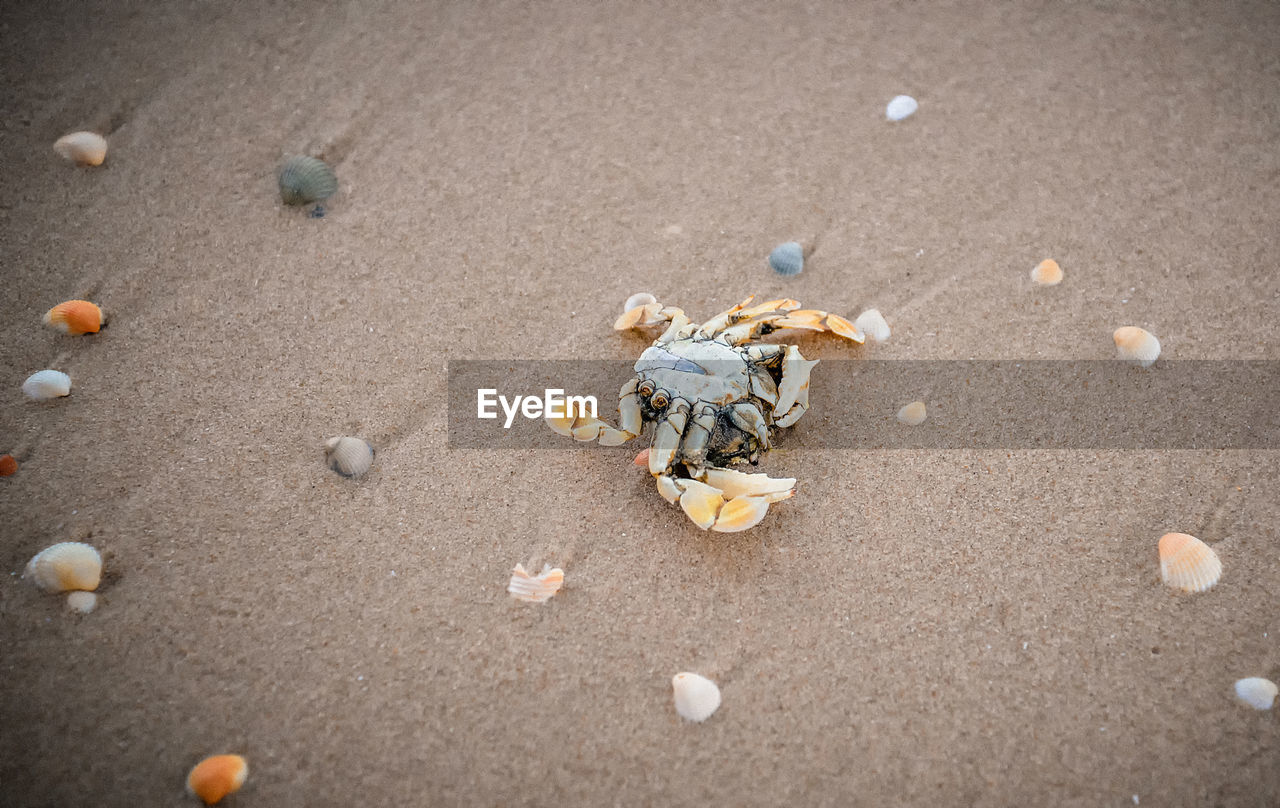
(853, 308, 891, 342)
(672, 672, 721, 722)
(1030, 259, 1063, 286)
(1114, 326, 1160, 367)
(187, 754, 248, 805)
(279, 156, 338, 205)
(886, 95, 918, 121)
(22, 370, 71, 400)
(66, 591, 98, 614)
(43, 300, 103, 335)
(1234, 677, 1277, 710)
(324, 436, 374, 478)
(24, 542, 102, 592)
(897, 400, 927, 425)
(53, 131, 107, 166)
(507, 563, 564, 603)
(1158, 532, 1221, 593)
(768, 242, 804, 276)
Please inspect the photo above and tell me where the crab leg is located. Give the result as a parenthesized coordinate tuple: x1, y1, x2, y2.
(647, 396, 692, 475)
(697, 297, 801, 339)
(614, 300, 686, 332)
(665, 468, 797, 532)
(547, 379, 643, 446)
(769, 309, 865, 343)
(774, 346, 819, 428)
(677, 404, 719, 475)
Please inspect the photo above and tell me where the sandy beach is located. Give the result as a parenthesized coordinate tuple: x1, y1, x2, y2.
(2, 1, 1278, 805)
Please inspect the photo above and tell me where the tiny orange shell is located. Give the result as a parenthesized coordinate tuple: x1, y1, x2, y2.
(1030, 259, 1063, 286)
(632, 448, 650, 466)
(187, 754, 248, 805)
(0, 454, 16, 476)
(43, 300, 103, 335)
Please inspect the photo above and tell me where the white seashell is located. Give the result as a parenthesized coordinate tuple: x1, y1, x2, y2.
(22, 370, 71, 400)
(25, 542, 102, 592)
(53, 131, 107, 166)
(1158, 532, 1221, 593)
(1234, 677, 1278, 710)
(768, 242, 804, 276)
(1113, 326, 1160, 367)
(324, 436, 374, 478)
(897, 400, 927, 425)
(66, 591, 98, 614)
(507, 563, 564, 603)
(624, 292, 657, 313)
(886, 95, 918, 121)
(853, 308, 890, 342)
(1030, 259, 1063, 286)
(672, 672, 721, 722)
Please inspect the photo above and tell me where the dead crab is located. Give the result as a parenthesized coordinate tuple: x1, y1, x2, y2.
(547, 296, 864, 532)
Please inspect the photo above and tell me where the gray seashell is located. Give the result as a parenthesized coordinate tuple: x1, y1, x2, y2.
(279, 156, 338, 206)
(768, 242, 804, 276)
(324, 436, 374, 478)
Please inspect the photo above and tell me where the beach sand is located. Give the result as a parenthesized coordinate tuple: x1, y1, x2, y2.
(2, 1, 1278, 805)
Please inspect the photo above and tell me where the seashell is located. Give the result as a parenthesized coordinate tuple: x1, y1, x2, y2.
(632, 448, 649, 466)
(1234, 677, 1278, 710)
(897, 400, 927, 425)
(1030, 259, 1063, 286)
(65, 591, 98, 614)
(279, 155, 338, 205)
(24, 542, 102, 592)
(507, 563, 564, 603)
(1113, 326, 1160, 367)
(768, 242, 804, 276)
(886, 95, 918, 121)
(187, 754, 248, 805)
(624, 292, 657, 313)
(853, 308, 891, 343)
(0, 454, 16, 476)
(43, 300, 103, 335)
(1158, 532, 1221, 593)
(22, 370, 71, 400)
(324, 436, 374, 478)
(672, 672, 721, 722)
(53, 131, 107, 166)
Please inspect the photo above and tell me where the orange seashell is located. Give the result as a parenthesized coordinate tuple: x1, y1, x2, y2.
(1030, 259, 1063, 286)
(632, 448, 650, 466)
(1158, 532, 1222, 593)
(187, 754, 248, 805)
(0, 454, 16, 476)
(43, 300, 103, 335)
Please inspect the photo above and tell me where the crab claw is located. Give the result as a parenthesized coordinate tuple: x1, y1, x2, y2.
(772, 309, 866, 343)
(662, 469, 796, 531)
(614, 302, 685, 331)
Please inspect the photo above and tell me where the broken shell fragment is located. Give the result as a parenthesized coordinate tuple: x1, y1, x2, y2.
(1113, 326, 1160, 367)
(886, 95, 918, 121)
(632, 448, 649, 466)
(1234, 677, 1278, 710)
(507, 563, 564, 603)
(187, 754, 248, 805)
(43, 300, 103, 335)
(1158, 532, 1221, 593)
(279, 155, 338, 205)
(672, 672, 721, 722)
(0, 454, 16, 476)
(897, 400, 927, 425)
(624, 292, 657, 313)
(1030, 259, 1063, 286)
(24, 542, 102, 592)
(66, 590, 98, 614)
(853, 308, 890, 342)
(324, 437, 374, 478)
(53, 131, 107, 166)
(22, 370, 71, 400)
(768, 242, 804, 276)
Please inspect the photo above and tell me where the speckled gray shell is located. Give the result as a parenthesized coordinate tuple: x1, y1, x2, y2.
(279, 156, 338, 205)
(324, 436, 374, 478)
(768, 242, 804, 276)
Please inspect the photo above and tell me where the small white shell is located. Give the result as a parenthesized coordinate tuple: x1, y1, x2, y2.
(507, 563, 564, 603)
(25, 542, 102, 592)
(853, 309, 891, 343)
(624, 292, 657, 313)
(1113, 327, 1160, 367)
(897, 401, 927, 425)
(768, 242, 804, 276)
(66, 591, 98, 614)
(22, 370, 71, 400)
(324, 436, 374, 478)
(1234, 677, 1278, 710)
(886, 95, 918, 121)
(672, 672, 721, 722)
(53, 131, 107, 166)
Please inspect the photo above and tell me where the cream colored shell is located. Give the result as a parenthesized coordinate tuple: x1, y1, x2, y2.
(53, 131, 107, 166)
(1234, 677, 1277, 710)
(853, 308, 890, 342)
(672, 672, 721, 722)
(897, 400, 927, 425)
(1113, 326, 1160, 367)
(324, 436, 374, 478)
(25, 542, 102, 592)
(22, 370, 71, 400)
(507, 563, 564, 603)
(1158, 532, 1221, 593)
(66, 591, 98, 614)
(624, 292, 657, 313)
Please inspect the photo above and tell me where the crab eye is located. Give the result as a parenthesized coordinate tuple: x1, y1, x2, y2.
(638, 381, 656, 398)
(650, 391, 669, 409)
